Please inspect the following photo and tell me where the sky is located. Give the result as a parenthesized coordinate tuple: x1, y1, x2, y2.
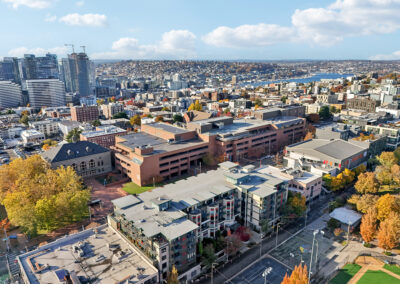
(1, 0, 400, 60)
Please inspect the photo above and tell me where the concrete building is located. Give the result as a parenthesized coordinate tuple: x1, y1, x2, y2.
(0, 81, 22, 108)
(26, 79, 66, 108)
(80, 125, 127, 148)
(110, 163, 288, 282)
(21, 129, 45, 144)
(41, 141, 112, 177)
(284, 139, 369, 176)
(71, 105, 99, 122)
(29, 119, 60, 137)
(101, 103, 124, 119)
(18, 224, 158, 284)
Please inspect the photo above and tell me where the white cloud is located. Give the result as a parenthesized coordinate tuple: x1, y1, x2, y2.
(370, 50, 400, 60)
(59, 13, 107, 27)
(2, 0, 54, 9)
(8, 46, 68, 58)
(202, 24, 294, 48)
(75, 1, 84, 6)
(44, 14, 57, 22)
(92, 30, 196, 59)
(203, 0, 400, 47)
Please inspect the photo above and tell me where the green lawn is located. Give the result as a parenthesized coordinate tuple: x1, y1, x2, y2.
(121, 182, 156, 195)
(384, 264, 400, 276)
(330, 263, 362, 284)
(357, 270, 400, 284)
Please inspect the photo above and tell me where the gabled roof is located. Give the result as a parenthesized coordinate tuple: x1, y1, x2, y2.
(41, 141, 110, 163)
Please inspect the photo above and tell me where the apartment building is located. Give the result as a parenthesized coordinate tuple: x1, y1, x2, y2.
(29, 119, 60, 137)
(260, 166, 322, 202)
(109, 163, 288, 282)
(71, 105, 99, 122)
(114, 123, 209, 186)
(101, 103, 124, 119)
(80, 125, 127, 148)
(364, 124, 400, 150)
(346, 97, 380, 112)
(21, 129, 45, 144)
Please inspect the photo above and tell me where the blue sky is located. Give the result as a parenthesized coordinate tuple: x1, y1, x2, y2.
(1, 0, 400, 60)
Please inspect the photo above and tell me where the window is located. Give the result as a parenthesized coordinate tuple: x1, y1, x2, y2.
(89, 159, 95, 169)
(71, 163, 77, 171)
(80, 161, 86, 171)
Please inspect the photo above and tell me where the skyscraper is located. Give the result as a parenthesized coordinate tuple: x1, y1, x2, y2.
(61, 52, 93, 96)
(26, 79, 66, 108)
(0, 81, 22, 108)
(18, 54, 60, 81)
(0, 57, 20, 83)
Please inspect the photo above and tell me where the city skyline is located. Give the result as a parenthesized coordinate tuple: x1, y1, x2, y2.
(0, 0, 400, 60)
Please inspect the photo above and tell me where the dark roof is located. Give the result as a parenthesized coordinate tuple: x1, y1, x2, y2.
(41, 141, 110, 163)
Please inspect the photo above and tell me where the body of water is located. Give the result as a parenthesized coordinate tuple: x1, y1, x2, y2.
(241, 73, 354, 87)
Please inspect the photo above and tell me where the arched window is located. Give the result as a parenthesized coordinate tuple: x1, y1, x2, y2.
(71, 163, 77, 171)
(89, 159, 95, 169)
(80, 161, 86, 171)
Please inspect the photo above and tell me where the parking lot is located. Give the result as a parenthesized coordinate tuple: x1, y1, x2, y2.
(229, 256, 290, 284)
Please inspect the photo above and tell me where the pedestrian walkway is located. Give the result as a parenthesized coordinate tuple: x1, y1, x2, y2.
(6, 252, 20, 280)
(348, 256, 400, 284)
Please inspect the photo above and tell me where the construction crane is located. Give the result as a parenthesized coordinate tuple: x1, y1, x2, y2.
(80, 45, 86, 54)
(64, 44, 75, 54)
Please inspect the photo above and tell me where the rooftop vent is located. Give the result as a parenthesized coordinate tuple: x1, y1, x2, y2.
(86, 146, 91, 152)
(67, 149, 72, 156)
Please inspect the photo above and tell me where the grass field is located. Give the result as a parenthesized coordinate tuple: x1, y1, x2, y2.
(330, 264, 362, 284)
(357, 270, 400, 284)
(121, 182, 156, 195)
(384, 264, 400, 276)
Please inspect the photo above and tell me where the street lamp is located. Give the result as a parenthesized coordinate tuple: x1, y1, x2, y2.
(262, 267, 272, 284)
(309, 230, 324, 283)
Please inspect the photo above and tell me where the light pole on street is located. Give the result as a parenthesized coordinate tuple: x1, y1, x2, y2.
(262, 267, 272, 284)
(309, 230, 324, 283)
(275, 223, 280, 248)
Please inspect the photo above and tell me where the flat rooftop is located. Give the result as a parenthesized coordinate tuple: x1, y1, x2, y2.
(200, 116, 304, 137)
(119, 132, 207, 155)
(82, 126, 126, 138)
(147, 122, 189, 134)
(18, 225, 158, 284)
(286, 139, 366, 160)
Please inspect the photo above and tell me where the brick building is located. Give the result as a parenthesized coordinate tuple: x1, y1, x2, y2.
(71, 105, 99, 122)
(80, 125, 127, 148)
(114, 123, 209, 186)
(346, 97, 380, 113)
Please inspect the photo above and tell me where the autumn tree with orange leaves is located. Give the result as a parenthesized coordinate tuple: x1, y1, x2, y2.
(360, 207, 377, 244)
(281, 263, 308, 284)
(377, 212, 400, 252)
